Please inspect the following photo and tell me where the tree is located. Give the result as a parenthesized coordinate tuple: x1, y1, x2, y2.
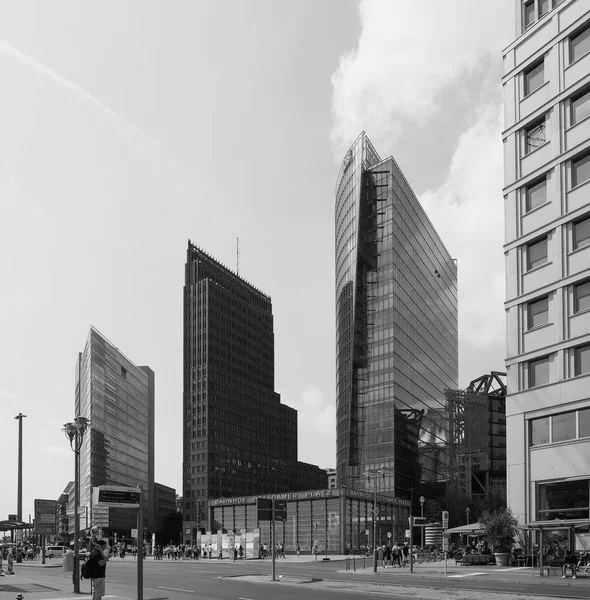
(479, 508, 519, 553)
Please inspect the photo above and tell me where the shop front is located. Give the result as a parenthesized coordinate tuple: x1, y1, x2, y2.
(189, 487, 411, 555)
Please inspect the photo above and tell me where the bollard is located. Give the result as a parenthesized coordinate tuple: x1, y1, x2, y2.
(345, 557, 349, 571)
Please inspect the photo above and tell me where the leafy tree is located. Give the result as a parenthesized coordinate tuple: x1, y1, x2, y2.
(479, 508, 519, 553)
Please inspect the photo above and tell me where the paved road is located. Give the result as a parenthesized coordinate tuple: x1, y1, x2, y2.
(2, 556, 589, 600)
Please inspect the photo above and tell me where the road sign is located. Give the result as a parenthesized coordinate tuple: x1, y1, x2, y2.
(8, 514, 18, 521)
(34, 499, 57, 534)
(442, 536, 448, 552)
(365, 529, 370, 536)
(257, 498, 273, 521)
(93, 486, 141, 508)
(372, 508, 379, 516)
(387, 532, 392, 539)
(442, 510, 449, 529)
(405, 529, 410, 538)
(274, 500, 287, 522)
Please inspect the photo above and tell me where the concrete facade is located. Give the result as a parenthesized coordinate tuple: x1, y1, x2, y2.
(503, 0, 590, 525)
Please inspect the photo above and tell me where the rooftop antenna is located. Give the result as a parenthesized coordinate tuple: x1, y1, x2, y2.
(236, 237, 240, 275)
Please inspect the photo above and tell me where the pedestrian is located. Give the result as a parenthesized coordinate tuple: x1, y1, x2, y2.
(90, 540, 110, 600)
(296, 544, 300, 558)
(233, 546, 238, 562)
(0, 546, 4, 576)
(7, 548, 14, 574)
(238, 545, 244, 559)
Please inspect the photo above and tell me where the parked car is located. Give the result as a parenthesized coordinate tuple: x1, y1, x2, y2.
(45, 545, 68, 558)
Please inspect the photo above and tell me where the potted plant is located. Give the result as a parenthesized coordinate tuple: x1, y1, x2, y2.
(479, 508, 519, 567)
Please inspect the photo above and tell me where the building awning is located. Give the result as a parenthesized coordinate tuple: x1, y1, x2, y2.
(526, 519, 590, 530)
(445, 522, 486, 535)
(0, 520, 30, 531)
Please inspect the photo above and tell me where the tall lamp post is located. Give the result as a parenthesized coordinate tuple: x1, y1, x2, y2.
(14, 413, 27, 522)
(466, 507, 470, 525)
(63, 416, 90, 594)
(419, 496, 425, 549)
(364, 466, 393, 573)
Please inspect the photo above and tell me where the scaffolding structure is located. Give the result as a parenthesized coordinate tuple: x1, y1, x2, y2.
(445, 371, 507, 508)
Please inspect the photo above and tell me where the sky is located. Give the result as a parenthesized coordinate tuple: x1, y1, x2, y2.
(0, 0, 515, 524)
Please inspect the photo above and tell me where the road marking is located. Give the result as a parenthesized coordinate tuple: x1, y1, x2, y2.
(447, 572, 487, 578)
(238, 597, 255, 600)
(493, 567, 529, 572)
(157, 586, 194, 592)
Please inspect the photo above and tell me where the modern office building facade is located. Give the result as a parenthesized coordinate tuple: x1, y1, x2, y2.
(76, 327, 155, 536)
(503, 0, 590, 537)
(183, 243, 326, 537)
(335, 133, 459, 501)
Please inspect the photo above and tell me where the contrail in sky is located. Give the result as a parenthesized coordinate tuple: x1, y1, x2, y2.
(0, 36, 191, 174)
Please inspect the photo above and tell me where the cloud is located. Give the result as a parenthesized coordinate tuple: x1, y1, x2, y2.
(331, 0, 511, 156)
(287, 385, 336, 466)
(420, 103, 505, 377)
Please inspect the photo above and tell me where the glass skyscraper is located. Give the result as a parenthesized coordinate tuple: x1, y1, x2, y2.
(335, 132, 458, 500)
(76, 327, 155, 535)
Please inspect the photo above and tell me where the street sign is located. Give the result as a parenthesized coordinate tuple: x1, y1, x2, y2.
(372, 508, 379, 516)
(34, 499, 57, 535)
(405, 529, 410, 538)
(8, 514, 18, 521)
(442, 510, 449, 529)
(442, 536, 448, 552)
(387, 532, 392, 539)
(274, 500, 287, 522)
(93, 486, 141, 508)
(257, 498, 273, 521)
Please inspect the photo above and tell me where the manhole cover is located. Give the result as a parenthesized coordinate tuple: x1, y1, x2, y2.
(0, 583, 59, 593)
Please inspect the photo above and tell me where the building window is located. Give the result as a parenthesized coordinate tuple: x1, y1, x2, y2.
(527, 236, 548, 270)
(575, 344, 590, 376)
(528, 296, 549, 329)
(552, 411, 577, 443)
(524, 0, 535, 28)
(121, 366, 127, 378)
(525, 177, 547, 211)
(574, 280, 590, 312)
(572, 153, 590, 187)
(571, 89, 590, 125)
(580, 408, 590, 438)
(538, 479, 590, 520)
(539, 0, 550, 15)
(525, 117, 546, 153)
(529, 356, 550, 387)
(524, 60, 544, 96)
(573, 217, 590, 250)
(570, 25, 590, 63)
(531, 416, 550, 445)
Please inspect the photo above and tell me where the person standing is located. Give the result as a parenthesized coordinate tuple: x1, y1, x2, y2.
(7, 548, 15, 575)
(296, 544, 300, 558)
(91, 540, 110, 600)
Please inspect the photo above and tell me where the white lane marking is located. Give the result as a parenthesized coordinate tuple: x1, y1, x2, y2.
(447, 572, 487, 578)
(157, 586, 194, 592)
(494, 567, 529, 572)
(238, 598, 255, 600)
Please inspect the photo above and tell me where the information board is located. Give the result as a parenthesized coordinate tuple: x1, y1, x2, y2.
(93, 486, 141, 508)
(34, 499, 57, 534)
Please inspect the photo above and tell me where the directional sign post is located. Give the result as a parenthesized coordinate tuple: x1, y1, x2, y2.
(256, 499, 287, 582)
(94, 486, 143, 600)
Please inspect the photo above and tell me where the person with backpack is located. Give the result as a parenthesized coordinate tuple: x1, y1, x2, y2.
(86, 540, 109, 600)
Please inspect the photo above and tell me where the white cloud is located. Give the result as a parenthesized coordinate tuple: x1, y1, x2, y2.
(288, 385, 336, 466)
(331, 0, 512, 156)
(419, 104, 506, 378)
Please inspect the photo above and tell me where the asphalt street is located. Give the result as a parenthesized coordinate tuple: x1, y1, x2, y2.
(1, 556, 589, 600)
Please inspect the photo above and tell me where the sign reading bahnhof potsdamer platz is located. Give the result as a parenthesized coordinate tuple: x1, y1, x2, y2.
(184, 487, 411, 556)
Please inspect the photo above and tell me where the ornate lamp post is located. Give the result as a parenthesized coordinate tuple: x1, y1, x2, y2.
(364, 466, 393, 573)
(419, 496, 425, 549)
(63, 416, 90, 593)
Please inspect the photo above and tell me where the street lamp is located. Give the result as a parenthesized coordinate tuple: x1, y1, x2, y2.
(364, 466, 393, 573)
(466, 507, 470, 525)
(63, 416, 89, 594)
(419, 496, 425, 549)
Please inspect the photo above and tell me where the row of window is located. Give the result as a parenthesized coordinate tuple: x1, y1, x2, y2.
(523, 0, 565, 32)
(531, 406, 590, 445)
(523, 8, 588, 75)
(524, 87, 590, 157)
(528, 279, 590, 329)
(524, 215, 590, 270)
(528, 343, 590, 386)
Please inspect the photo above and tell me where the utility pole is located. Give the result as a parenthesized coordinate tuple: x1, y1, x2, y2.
(14, 413, 27, 521)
